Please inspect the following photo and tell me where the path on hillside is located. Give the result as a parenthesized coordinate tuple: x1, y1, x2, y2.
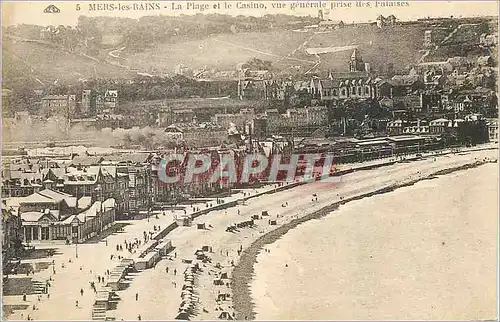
(212, 38, 316, 64)
(109, 47, 126, 59)
(418, 23, 469, 63)
(276, 32, 317, 65)
(4, 33, 136, 79)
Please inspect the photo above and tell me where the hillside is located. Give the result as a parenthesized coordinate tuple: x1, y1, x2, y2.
(119, 30, 316, 73)
(299, 24, 427, 73)
(3, 18, 493, 89)
(2, 37, 134, 87)
(116, 24, 427, 75)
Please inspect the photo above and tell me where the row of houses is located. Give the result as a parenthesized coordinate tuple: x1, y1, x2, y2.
(386, 115, 498, 142)
(1, 158, 150, 218)
(40, 89, 119, 118)
(2, 188, 116, 246)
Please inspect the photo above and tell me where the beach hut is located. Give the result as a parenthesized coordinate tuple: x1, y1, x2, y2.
(218, 311, 234, 320)
(217, 293, 230, 301)
(252, 214, 260, 220)
(213, 279, 224, 285)
(201, 245, 213, 252)
(220, 272, 229, 279)
(176, 215, 192, 227)
(197, 223, 206, 230)
(262, 211, 269, 216)
(270, 220, 277, 225)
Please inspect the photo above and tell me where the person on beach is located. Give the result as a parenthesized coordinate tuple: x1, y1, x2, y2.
(75, 300, 79, 308)
(166, 267, 169, 273)
(137, 314, 141, 321)
(135, 293, 139, 301)
(174, 268, 177, 276)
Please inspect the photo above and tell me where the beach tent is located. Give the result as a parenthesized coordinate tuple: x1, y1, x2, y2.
(252, 215, 260, 220)
(197, 223, 206, 230)
(220, 272, 229, 279)
(175, 311, 190, 320)
(262, 211, 269, 216)
(218, 311, 234, 320)
(270, 220, 277, 225)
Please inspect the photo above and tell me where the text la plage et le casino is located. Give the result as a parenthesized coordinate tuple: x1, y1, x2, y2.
(84, 1, 410, 13)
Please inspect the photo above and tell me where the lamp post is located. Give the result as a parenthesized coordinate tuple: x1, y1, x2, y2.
(75, 242, 78, 259)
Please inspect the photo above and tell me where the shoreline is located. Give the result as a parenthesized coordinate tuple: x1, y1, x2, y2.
(230, 159, 496, 320)
(3, 146, 496, 320)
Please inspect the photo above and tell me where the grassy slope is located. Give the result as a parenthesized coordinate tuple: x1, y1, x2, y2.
(2, 24, 432, 84)
(2, 38, 132, 85)
(121, 30, 316, 72)
(122, 25, 426, 74)
(301, 24, 426, 73)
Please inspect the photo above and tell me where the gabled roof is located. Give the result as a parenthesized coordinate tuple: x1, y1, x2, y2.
(78, 196, 93, 209)
(21, 211, 57, 223)
(71, 156, 104, 166)
(102, 153, 150, 164)
(38, 189, 77, 208)
(19, 193, 58, 204)
(390, 75, 420, 86)
(320, 80, 336, 89)
(41, 167, 66, 180)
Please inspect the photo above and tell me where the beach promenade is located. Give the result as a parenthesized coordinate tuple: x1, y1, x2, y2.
(3, 145, 497, 320)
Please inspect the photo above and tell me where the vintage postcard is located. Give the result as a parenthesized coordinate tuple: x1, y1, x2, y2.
(1, 0, 499, 320)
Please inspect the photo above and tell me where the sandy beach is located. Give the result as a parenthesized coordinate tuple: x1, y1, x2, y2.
(4, 146, 497, 321)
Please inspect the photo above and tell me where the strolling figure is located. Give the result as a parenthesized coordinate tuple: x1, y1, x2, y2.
(135, 293, 139, 301)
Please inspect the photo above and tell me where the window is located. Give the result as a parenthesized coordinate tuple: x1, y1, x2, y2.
(341, 89, 346, 96)
(365, 87, 370, 94)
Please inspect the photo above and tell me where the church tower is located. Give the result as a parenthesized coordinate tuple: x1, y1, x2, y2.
(349, 48, 365, 72)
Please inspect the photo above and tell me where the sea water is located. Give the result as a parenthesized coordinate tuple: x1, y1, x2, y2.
(251, 164, 498, 320)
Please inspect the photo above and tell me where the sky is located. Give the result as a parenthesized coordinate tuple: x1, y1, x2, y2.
(2, 0, 499, 27)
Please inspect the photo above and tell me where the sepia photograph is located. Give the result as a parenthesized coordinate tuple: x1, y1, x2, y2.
(1, 0, 499, 320)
